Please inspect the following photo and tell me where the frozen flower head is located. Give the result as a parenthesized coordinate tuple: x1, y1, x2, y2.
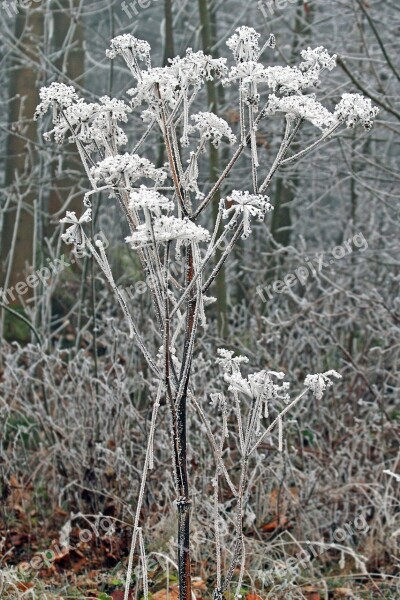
(227, 26, 261, 63)
(97, 96, 132, 122)
(60, 208, 91, 248)
(91, 153, 167, 189)
(299, 47, 337, 73)
(170, 49, 227, 86)
(304, 370, 342, 400)
(334, 93, 379, 130)
(126, 216, 210, 255)
(106, 34, 151, 72)
(190, 112, 236, 147)
(39, 94, 132, 150)
(221, 190, 272, 239)
(42, 99, 97, 144)
(129, 186, 173, 217)
(223, 61, 267, 108)
(248, 370, 290, 403)
(35, 82, 79, 120)
(224, 61, 266, 85)
(266, 93, 335, 129)
(263, 65, 318, 94)
(128, 67, 180, 110)
(224, 368, 289, 407)
(216, 348, 249, 373)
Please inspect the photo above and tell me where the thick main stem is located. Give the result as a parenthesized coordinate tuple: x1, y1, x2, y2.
(174, 245, 196, 600)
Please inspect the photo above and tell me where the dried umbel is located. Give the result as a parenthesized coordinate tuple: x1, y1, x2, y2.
(35, 27, 378, 600)
(334, 93, 380, 129)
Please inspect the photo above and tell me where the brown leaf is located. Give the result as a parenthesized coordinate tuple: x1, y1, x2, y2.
(247, 594, 263, 600)
(10, 532, 30, 546)
(261, 516, 290, 532)
(192, 577, 207, 591)
(301, 586, 321, 600)
(334, 589, 354, 598)
(110, 592, 133, 600)
(152, 586, 180, 600)
(17, 582, 34, 592)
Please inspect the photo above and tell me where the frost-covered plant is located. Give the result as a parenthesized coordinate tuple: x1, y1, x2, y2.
(35, 26, 378, 600)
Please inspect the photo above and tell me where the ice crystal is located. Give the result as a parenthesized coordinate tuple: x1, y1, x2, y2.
(128, 67, 180, 110)
(125, 216, 210, 251)
(91, 154, 167, 188)
(224, 46, 336, 103)
(266, 93, 335, 129)
(304, 370, 342, 400)
(221, 190, 272, 239)
(169, 48, 227, 86)
(129, 186, 173, 216)
(106, 34, 151, 68)
(34, 82, 79, 119)
(224, 369, 289, 403)
(226, 26, 261, 63)
(248, 370, 289, 402)
(262, 65, 318, 94)
(39, 94, 132, 149)
(184, 152, 203, 199)
(42, 99, 97, 144)
(299, 46, 337, 73)
(189, 112, 236, 147)
(223, 61, 267, 108)
(97, 96, 132, 122)
(334, 93, 379, 130)
(60, 208, 92, 248)
(216, 348, 249, 372)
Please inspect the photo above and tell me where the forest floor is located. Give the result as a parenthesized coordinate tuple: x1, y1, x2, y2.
(1, 484, 398, 600)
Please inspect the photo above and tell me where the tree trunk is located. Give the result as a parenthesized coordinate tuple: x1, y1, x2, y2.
(0, 9, 44, 293)
(198, 0, 228, 338)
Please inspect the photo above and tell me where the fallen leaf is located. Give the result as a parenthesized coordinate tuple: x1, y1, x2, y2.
(334, 589, 354, 598)
(110, 593, 123, 600)
(152, 586, 180, 599)
(247, 594, 263, 600)
(10, 532, 30, 546)
(192, 577, 206, 591)
(261, 516, 290, 532)
(17, 582, 34, 592)
(110, 592, 133, 600)
(301, 586, 321, 600)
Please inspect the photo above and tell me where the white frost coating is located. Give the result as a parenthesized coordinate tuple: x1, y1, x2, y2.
(169, 48, 227, 84)
(106, 34, 151, 68)
(125, 216, 210, 249)
(304, 370, 342, 400)
(226, 26, 261, 63)
(216, 348, 249, 372)
(34, 82, 79, 118)
(299, 46, 337, 72)
(189, 112, 236, 147)
(266, 93, 336, 129)
(60, 208, 92, 248)
(91, 154, 167, 187)
(334, 93, 380, 129)
(129, 186, 174, 216)
(128, 67, 180, 109)
(32, 26, 379, 600)
(220, 190, 272, 239)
